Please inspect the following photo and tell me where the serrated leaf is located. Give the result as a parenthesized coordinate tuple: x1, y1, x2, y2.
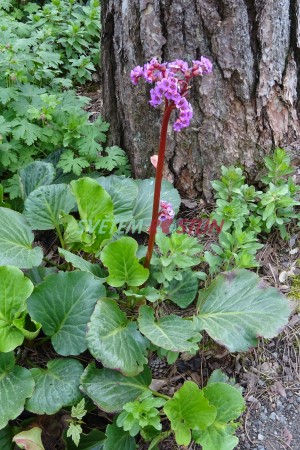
(11, 120, 43, 145)
(67, 423, 82, 447)
(26, 359, 84, 415)
(103, 423, 136, 450)
(24, 184, 76, 230)
(0, 266, 34, 352)
(164, 381, 216, 446)
(0, 208, 43, 268)
(0, 352, 34, 430)
(86, 298, 148, 376)
(194, 383, 245, 450)
(95, 146, 128, 171)
(101, 237, 149, 287)
(194, 269, 291, 352)
(19, 161, 55, 199)
(138, 306, 201, 353)
(71, 399, 87, 420)
(167, 270, 199, 308)
(58, 151, 90, 176)
(80, 364, 151, 413)
(13, 427, 45, 450)
(97, 176, 138, 222)
(27, 271, 105, 356)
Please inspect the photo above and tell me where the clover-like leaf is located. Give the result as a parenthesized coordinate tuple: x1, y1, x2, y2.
(0, 208, 43, 268)
(194, 269, 291, 352)
(26, 359, 84, 415)
(27, 271, 105, 355)
(101, 237, 149, 287)
(163, 381, 216, 446)
(86, 298, 148, 376)
(194, 383, 245, 450)
(24, 184, 76, 230)
(138, 306, 201, 353)
(13, 427, 45, 450)
(0, 352, 34, 430)
(0, 266, 34, 352)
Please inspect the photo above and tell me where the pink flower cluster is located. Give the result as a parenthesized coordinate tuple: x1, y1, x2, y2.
(158, 200, 175, 222)
(130, 57, 212, 131)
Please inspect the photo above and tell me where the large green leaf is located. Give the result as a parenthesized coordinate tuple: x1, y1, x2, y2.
(27, 271, 105, 355)
(65, 429, 106, 450)
(58, 248, 106, 280)
(138, 306, 201, 353)
(97, 176, 138, 222)
(167, 270, 199, 308)
(19, 161, 55, 199)
(26, 359, 84, 415)
(80, 364, 151, 413)
(0, 352, 34, 430)
(86, 299, 148, 376)
(101, 237, 149, 287)
(24, 184, 76, 230)
(0, 266, 34, 352)
(13, 427, 45, 450)
(194, 269, 291, 352)
(70, 178, 115, 251)
(163, 381, 216, 446)
(0, 208, 43, 268)
(131, 179, 181, 229)
(194, 383, 245, 450)
(103, 423, 136, 450)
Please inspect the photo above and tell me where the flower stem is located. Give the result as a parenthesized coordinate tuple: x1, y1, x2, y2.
(144, 103, 174, 269)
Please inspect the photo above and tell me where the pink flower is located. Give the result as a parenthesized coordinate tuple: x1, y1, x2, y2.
(130, 57, 213, 131)
(150, 155, 158, 168)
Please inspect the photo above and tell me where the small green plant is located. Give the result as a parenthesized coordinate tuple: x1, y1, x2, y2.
(206, 148, 300, 272)
(66, 399, 88, 447)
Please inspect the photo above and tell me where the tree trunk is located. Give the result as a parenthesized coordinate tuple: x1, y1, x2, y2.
(101, 0, 300, 199)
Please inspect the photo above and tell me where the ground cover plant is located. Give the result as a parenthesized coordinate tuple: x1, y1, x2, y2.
(0, 35, 296, 450)
(0, 0, 129, 200)
(0, 2, 299, 448)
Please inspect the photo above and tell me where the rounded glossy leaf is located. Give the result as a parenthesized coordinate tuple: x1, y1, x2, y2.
(167, 270, 199, 308)
(101, 237, 149, 287)
(24, 184, 76, 230)
(86, 298, 148, 376)
(26, 359, 84, 415)
(80, 363, 151, 413)
(0, 208, 43, 268)
(195, 269, 291, 351)
(164, 381, 216, 446)
(138, 306, 201, 353)
(97, 175, 138, 222)
(0, 352, 34, 430)
(27, 271, 105, 355)
(13, 427, 45, 450)
(104, 423, 136, 450)
(19, 161, 55, 199)
(0, 266, 34, 352)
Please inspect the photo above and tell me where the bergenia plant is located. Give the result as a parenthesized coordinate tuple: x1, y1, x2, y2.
(130, 57, 213, 268)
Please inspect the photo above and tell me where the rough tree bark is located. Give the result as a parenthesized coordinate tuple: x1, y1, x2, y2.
(101, 0, 300, 199)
